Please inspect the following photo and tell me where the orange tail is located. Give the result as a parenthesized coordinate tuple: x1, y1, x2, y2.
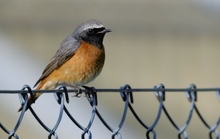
(18, 81, 45, 112)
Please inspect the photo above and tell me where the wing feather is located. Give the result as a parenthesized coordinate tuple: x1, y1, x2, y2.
(34, 36, 80, 87)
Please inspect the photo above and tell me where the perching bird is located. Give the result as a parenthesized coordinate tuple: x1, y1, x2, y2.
(18, 19, 111, 111)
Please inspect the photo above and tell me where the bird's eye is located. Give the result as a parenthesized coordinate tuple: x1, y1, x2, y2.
(88, 29, 95, 34)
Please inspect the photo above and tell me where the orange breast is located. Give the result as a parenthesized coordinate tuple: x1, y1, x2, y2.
(37, 41, 105, 90)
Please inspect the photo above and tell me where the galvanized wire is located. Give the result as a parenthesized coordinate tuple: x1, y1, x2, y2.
(0, 84, 220, 139)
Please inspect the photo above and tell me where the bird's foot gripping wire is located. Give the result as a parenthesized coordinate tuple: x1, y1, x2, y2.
(72, 86, 94, 100)
(82, 86, 92, 100)
(59, 83, 83, 97)
(82, 86, 98, 106)
(58, 83, 96, 102)
(72, 87, 83, 98)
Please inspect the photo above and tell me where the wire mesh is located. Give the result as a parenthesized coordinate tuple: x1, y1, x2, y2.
(0, 84, 220, 139)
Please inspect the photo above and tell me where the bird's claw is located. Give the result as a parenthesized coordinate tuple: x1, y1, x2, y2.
(72, 88, 83, 97)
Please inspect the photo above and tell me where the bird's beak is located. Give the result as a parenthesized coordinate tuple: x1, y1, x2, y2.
(97, 28, 112, 34)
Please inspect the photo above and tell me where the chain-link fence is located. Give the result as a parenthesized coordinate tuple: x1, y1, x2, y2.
(0, 84, 220, 139)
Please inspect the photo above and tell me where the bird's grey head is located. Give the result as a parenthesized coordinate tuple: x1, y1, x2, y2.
(73, 19, 111, 48)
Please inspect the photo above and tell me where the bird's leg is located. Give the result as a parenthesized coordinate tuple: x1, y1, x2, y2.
(82, 86, 93, 101)
(58, 83, 82, 97)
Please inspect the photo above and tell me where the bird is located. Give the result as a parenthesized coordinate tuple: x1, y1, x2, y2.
(18, 19, 111, 111)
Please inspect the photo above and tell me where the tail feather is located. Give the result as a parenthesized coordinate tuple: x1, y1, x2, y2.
(18, 81, 45, 112)
(18, 92, 41, 112)
(18, 95, 35, 112)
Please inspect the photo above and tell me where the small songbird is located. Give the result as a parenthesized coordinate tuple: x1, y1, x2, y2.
(18, 19, 111, 111)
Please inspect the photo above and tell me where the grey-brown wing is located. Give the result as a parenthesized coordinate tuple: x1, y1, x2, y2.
(34, 36, 80, 87)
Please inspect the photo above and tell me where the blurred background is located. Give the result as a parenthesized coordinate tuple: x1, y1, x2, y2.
(0, 0, 220, 138)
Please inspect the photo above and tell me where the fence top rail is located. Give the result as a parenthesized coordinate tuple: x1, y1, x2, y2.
(1, 87, 220, 94)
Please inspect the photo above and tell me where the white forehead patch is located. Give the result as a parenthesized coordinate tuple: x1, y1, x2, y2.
(74, 20, 105, 35)
(82, 24, 104, 31)
(82, 21, 104, 31)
